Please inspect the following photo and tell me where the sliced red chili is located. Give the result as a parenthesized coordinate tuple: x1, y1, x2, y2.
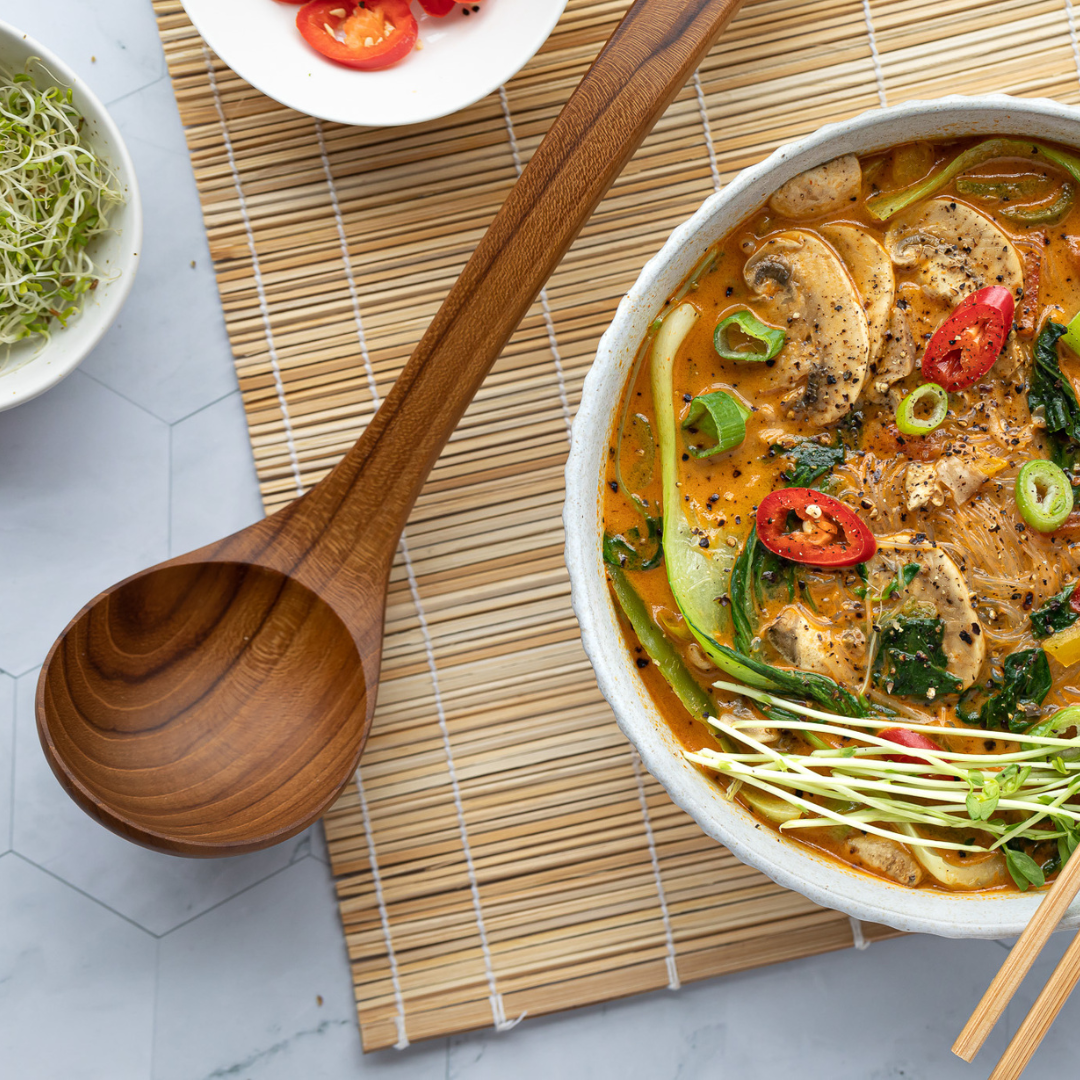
(920, 285, 1015, 391)
(416, 0, 457, 13)
(880, 727, 943, 766)
(755, 488, 876, 568)
(1070, 583, 1080, 616)
(296, 0, 418, 70)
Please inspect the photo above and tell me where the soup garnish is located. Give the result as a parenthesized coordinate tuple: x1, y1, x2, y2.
(603, 137, 1080, 893)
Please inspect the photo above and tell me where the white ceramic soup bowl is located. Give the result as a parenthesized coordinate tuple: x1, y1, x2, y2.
(565, 95, 1080, 939)
(0, 20, 141, 412)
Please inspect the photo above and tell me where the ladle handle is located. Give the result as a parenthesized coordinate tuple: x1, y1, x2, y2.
(285, 0, 745, 581)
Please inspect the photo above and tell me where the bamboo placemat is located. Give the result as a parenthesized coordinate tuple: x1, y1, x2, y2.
(154, 0, 1080, 1051)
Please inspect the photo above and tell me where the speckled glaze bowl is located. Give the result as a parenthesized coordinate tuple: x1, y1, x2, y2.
(564, 95, 1080, 939)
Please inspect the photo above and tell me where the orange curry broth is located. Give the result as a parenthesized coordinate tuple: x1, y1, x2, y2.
(601, 137, 1080, 891)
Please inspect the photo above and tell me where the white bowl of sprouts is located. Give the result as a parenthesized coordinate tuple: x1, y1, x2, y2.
(0, 20, 140, 411)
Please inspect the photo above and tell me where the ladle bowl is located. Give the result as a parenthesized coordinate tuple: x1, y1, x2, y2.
(36, 0, 745, 856)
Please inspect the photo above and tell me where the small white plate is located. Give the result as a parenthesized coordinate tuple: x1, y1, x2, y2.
(180, 0, 568, 128)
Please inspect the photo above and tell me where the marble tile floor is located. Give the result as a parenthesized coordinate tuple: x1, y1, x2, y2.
(5, 2, 1080, 1078)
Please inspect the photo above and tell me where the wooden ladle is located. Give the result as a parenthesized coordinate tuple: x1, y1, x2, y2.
(36, 0, 745, 856)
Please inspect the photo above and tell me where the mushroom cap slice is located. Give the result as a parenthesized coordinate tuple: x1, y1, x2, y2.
(820, 224, 894, 364)
(864, 307, 916, 406)
(743, 232, 871, 426)
(884, 198, 1023, 307)
(769, 154, 862, 218)
(868, 534, 985, 690)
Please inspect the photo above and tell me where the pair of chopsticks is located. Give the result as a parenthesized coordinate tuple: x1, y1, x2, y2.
(953, 852, 1080, 1077)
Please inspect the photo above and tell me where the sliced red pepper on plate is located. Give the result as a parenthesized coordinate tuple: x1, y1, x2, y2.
(416, 0, 458, 13)
(879, 727, 943, 766)
(920, 285, 1015, 391)
(296, 0, 418, 70)
(755, 488, 876, 568)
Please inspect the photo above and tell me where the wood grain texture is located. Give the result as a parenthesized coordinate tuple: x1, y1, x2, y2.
(36, 0, 746, 856)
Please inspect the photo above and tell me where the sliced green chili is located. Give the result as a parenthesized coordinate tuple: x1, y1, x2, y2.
(714, 310, 785, 362)
(1015, 459, 1073, 533)
(682, 390, 750, 458)
(1000, 182, 1075, 225)
(867, 138, 1080, 221)
(895, 382, 948, 436)
(607, 564, 714, 719)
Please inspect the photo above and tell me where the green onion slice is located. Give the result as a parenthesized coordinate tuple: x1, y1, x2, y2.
(867, 138, 1080, 221)
(1015, 460, 1074, 533)
(682, 390, 750, 458)
(713, 310, 785, 362)
(895, 382, 948, 436)
(955, 176, 1044, 200)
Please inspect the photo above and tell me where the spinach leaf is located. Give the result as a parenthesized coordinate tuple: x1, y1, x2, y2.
(874, 616, 963, 700)
(1028, 321, 1080, 482)
(770, 437, 846, 488)
(978, 649, 1053, 733)
(1030, 583, 1080, 639)
(602, 515, 663, 572)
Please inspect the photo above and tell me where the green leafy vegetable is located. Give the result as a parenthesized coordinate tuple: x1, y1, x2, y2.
(1029, 322, 1080, 484)
(955, 176, 1044, 199)
(771, 437, 846, 488)
(682, 390, 749, 458)
(602, 514, 663, 572)
(874, 616, 963, 700)
(1004, 845, 1046, 892)
(1030, 584, 1080, 639)
(979, 649, 1053, 733)
(606, 563, 714, 719)
(0, 64, 121, 347)
(999, 181, 1075, 225)
(729, 525, 796, 655)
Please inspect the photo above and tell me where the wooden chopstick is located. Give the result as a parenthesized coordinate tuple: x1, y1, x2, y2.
(953, 852, 1080, 1062)
(986, 928, 1080, 1079)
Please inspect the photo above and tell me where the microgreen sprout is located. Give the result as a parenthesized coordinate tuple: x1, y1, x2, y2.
(0, 61, 121, 351)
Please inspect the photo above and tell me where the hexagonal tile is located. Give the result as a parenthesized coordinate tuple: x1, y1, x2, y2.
(156, 859, 448, 1080)
(0, 673, 12, 853)
(0, 854, 155, 1078)
(13, 669, 325, 935)
(170, 390, 264, 556)
(12, 0, 165, 108)
(81, 74, 240, 424)
(0, 370, 169, 675)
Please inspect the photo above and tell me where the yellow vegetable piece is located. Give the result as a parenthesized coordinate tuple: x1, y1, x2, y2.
(1044, 620, 1080, 667)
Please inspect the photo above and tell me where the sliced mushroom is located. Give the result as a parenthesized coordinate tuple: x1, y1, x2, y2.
(765, 605, 864, 684)
(820, 224, 894, 363)
(884, 198, 1024, 307)
(842, 833, 924, 887)
(868, 534, 985, 689)
(904, 448, 1008, 511)
(743, 232, 871, 426)
(864, 307, 916, 406)
(769, 154, 861, 218)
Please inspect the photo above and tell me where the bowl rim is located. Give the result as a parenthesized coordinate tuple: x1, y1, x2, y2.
(178, 0, 570, 129)
(565, 93, 1080, 939)
(0, 18, 143, 411)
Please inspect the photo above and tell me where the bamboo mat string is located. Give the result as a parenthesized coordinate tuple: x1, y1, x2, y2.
(1067, 0, 1080, 82)
(849, 917, 871, 952)
(861, 0, 889, 108)
(691, 71, 723, 193)
(496, 85, 573, 438)
(200, 42, 303, 497)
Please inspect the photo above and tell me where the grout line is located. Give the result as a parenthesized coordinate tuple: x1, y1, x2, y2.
(315, 121, 507, 1037)
(12, 852, 157, 938)
(168, 386, 245, 429)
(5, 676, 15, 852)
(353, 768, 410, 1049)
(399, 532, 523, 1034)
(1067, 0, 1080, 85)
(497, 86, 572, 441)
(202, 45, 303, 497)
(691, 71, 722, 193)
(629, 749, 681, 990)
(77, 367, 172, 425)
(849, 916, 870, 951)
(861, 0, 888, 109)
